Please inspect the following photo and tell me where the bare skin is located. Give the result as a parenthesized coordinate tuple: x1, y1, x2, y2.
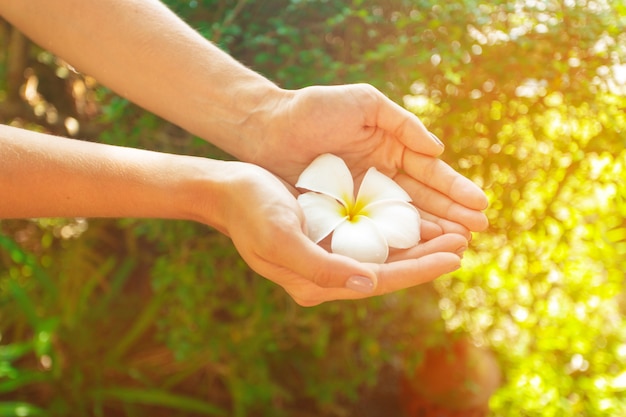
(0, 1, 487, 305)
(0, 0, 488, 235)
(0, 126, 466, 305)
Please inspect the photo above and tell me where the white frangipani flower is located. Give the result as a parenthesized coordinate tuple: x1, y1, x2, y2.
(296, 153, 420, 263)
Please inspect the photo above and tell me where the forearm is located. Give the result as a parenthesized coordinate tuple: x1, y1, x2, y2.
(0, 0, 280, 161)
(0, 124, 220, 224)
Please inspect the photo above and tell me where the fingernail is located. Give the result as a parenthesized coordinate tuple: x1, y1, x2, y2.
(345, 275, 375, 293)
(429, 132, 444, 147)
(455, 244, 468, 258)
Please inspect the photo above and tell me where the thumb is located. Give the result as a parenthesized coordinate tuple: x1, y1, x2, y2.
(270, 229, 378, 293)
(372, 88, 444, 156)
(290, 235, 378, 293)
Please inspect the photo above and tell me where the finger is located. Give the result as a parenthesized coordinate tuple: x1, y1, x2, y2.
(254, 223, 377, 293)
(369, 87, 444, 156)
(420, 218, 444, 241)
(286, 251, 462, 304)
(395, 173, 488, 232)
(419, 210, 472, 239)
(387, 233, 467, 262)
(372, 252, 461, 295)
(402, 151, 488, 211)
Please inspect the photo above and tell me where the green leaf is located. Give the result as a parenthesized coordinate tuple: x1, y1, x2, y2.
(0, 371, 49, 395)
(0, 402, 44, 417)
(0, 342, 32, 364)
(92, 388, 226, 416)
(0, 235, 56, 297)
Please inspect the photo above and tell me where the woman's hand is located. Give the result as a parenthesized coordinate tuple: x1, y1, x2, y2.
(208, 161, 467, 306)
(251, 84, 489, 240)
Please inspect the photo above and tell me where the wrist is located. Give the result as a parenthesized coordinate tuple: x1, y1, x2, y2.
(187, 77, 286, 162)
(236, 84, 289, 163)
(175, 157, 247, 234)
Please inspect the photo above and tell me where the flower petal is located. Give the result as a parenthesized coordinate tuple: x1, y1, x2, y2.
(365, 200, 421, 249)
(356, 167, 411, 204)
(331, 215, 389, 263)
(296, 154, 354, 206)
(297, 192, 347, 243)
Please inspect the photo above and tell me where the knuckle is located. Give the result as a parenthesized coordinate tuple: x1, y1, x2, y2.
(355, 83, 380, 101)
(310, 268, 336, 289)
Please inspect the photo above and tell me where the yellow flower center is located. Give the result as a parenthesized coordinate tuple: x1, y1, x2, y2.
(341, 197, 368, 222)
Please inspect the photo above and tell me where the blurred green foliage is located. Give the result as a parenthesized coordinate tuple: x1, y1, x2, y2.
(1, 0, 625, 416)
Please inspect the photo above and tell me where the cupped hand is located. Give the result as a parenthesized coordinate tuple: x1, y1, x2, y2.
(252, 84, 489, 239)
(215, 161, 468, 306)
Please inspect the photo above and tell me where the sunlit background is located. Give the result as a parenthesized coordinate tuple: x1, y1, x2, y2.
(1, 1, 625, 416)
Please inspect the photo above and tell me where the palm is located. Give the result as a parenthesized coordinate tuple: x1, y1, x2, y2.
(257, 84, 489, 236)
(259, 84, 405, 183)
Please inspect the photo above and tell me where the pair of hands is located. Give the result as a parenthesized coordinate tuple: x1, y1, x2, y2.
(0, 0, 486, 305)
(215, 84, 488, 306)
